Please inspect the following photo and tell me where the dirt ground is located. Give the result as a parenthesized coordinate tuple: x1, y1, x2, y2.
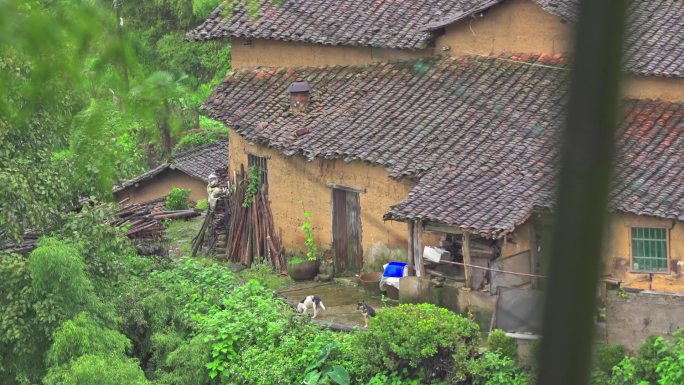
(278, 281, 387, 329)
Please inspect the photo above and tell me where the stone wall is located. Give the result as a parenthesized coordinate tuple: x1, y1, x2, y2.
(606, 290, 684, 352)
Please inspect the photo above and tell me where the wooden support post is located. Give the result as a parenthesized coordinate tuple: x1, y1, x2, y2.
(414, 221, 425, 277)
(407, 222, 415, 276)
(462, 232, 472, 289)
(529, 223, 539, 288)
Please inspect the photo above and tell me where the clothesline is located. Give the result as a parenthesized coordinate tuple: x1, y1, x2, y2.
(428, 259, 546, 279)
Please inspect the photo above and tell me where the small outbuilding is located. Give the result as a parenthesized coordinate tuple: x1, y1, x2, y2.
(113, 140, 227, 204)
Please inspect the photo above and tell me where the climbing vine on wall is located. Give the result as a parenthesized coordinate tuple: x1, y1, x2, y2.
(242, 166, 261, 208)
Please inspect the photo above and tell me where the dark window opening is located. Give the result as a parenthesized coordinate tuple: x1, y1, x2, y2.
(247, 154, 268, 194)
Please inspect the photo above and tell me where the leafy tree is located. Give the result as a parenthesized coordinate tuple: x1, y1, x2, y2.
(47, 312, 131, 367)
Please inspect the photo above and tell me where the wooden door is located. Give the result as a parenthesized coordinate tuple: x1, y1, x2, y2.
(332, 188, 361, 274)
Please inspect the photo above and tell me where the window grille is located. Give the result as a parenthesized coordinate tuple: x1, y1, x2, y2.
(631, 227, 668, 272)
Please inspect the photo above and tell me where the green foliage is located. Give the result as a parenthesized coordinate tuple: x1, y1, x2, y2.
(196, 199, 209, 211)
(364, 372, 432, 385)
(29, 238, 95, 327)
(488, 329, 518, 362)
(654, 330, 684, 385)
(166, 187, 192, 210)
(242, 166, 261, 208)
(302, 209, 319, 261)
(152, 334, 212, 385)
(47, 313, 131, 368)
(53, 204, 137, 283)
(347, 303, 480, 380)
(156, 32, 231, 85)
(605, 332, 684, 385)
(43, 354, 149, 385)
(466, 351, 531, 385)
(303, 343, 351, 385)
(591, 344, 626, 385)
(174, 121, 227, 154)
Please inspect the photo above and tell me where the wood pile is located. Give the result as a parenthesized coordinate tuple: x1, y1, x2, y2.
(113, 198, 200, 239)
(1, 233, 39, 254)
(225, 165, 286, 273)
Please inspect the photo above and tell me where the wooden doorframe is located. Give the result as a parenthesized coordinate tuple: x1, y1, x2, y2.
(330, 186, 362, 275)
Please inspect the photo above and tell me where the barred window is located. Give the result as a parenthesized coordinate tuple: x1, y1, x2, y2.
(631, 227, 668, 272)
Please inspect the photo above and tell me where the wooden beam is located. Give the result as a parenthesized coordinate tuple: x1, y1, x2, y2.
(414, 221, 425, 277)
(462, 232, 472, 289)
(424, 221, 463, 234)
(325, 182, 366, 193)
(407, 222, 415, 276)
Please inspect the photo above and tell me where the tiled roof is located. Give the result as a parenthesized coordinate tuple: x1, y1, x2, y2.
(387, 99, 684, 235)
(114, 141, 228, 192)
(172, 140, 228, 181)
(534, 0, 684, 77)
(204, 55, 684, 236)
(189, 0, 684, 78)
(186, 0, 501, 49)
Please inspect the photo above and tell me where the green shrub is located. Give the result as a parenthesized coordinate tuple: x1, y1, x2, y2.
(43, 354, 149, 385)
(152, 334, 211, 385)
(195, 199, 208, 211)
(47, 312, 131, 367)
(606, 332, 684, 385)
(165, 187, 191, 210)
(488, 329, 518, 362)
(347, 303, 480, 381)
(595, 344, 625, 375)
(466, 351, 531, 385)
(29, 238, 94, 327)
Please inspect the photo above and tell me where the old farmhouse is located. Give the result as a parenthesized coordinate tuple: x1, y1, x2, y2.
(114, 141, 227, 204)
(188, 0, 684, 306)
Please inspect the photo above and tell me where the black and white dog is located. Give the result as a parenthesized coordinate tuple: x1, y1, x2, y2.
(296, 295, 326, 318)
(357, 302, 376, 328)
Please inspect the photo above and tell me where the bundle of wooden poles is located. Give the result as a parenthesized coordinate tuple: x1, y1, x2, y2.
(113, 197, 200, 239)
(225, 166, 286, 273)
(1, 232, 39, 254)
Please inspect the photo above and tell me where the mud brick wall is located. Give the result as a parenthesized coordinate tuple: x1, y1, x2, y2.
(606, 290, 684, 352)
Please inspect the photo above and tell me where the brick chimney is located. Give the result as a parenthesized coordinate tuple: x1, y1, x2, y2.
(287, 81, 311, 112)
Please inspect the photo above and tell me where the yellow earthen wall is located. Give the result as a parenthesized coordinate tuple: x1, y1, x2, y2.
(231, 37, 433, 69)
(435, 0, 684, 101)
(435, 0, 571, 57)
(622, 76, 684, 102)
(603, 213, 684, 292)
(229, 131, 415, 259)
(114, 169, 208, 204)
(501, 222, 533, 258)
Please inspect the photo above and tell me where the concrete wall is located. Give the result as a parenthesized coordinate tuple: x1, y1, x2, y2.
(603, 213, 684, 292)
(231, 37, 433, 69)
(229, 132, 414, 261)
(114, 169, 208, 204)
(606, 290, 684, 352)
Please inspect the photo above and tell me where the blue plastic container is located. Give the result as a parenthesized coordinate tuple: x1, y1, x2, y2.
(383, 261, 407, 278)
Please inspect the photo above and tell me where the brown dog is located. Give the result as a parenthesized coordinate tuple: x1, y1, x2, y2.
(356, 302, 376, 328)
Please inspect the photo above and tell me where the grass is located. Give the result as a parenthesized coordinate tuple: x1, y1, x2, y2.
(238, 261, 291, 289)
(162, 214, 291, 288)
(164, 215, 206, 259)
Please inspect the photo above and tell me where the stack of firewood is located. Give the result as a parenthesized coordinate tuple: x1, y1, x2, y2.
(225, 166, 286, 273)
(113, 198, 200, 239)
(1, 232, 39, 254)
